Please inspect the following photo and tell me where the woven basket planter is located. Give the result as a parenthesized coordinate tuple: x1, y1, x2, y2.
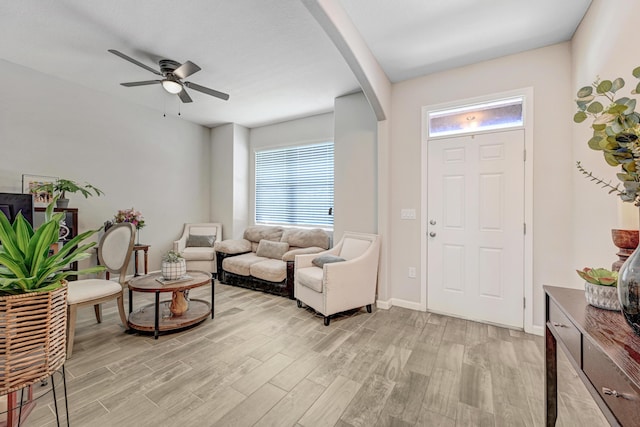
(0, 284, 67, 394)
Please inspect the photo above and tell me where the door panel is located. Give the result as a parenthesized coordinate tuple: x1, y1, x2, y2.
(427, 130, 524, 328)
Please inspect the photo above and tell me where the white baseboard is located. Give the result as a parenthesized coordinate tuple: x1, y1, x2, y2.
(375, 298, 426, 312)
(529, 324, 544, 337)
(376, 299, 392, 309)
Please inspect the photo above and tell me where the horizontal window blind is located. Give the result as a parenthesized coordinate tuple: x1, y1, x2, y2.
(255, 142, 334, 228)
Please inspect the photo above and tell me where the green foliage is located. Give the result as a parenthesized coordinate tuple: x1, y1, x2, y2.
(0, 198, 104, 295)
(576, 267, 618, 286)
(574, 67, 640, 205)
(162, 250, 184, 263)
(32, 178, 104, 199)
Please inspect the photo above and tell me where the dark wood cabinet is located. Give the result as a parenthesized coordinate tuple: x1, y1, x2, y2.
(545, 285, 640, 426)
(34, 207, 79, 278)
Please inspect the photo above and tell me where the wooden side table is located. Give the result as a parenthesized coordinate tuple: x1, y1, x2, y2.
(97, 244, 150, 279)
(132, 244, 150, 277)
(545, 285, 640, 426)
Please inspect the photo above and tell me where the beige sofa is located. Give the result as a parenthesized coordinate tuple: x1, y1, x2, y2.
(214, 225, 330, 299)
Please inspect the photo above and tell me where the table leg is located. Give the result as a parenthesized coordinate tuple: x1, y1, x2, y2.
(143, 248, 149, 275)
(211, 277, 215, 319)
(134, 250, 140, 277)
(545, 324, 557, 426)
(154, 292, 160, 340)
(128, 288, 133, 314)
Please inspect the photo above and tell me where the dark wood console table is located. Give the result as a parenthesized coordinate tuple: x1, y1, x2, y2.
(545, 285, 640, 426)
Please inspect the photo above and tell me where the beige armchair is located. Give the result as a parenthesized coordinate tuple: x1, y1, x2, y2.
(294, 232, 380, 325)
(173, 223, 222, 277)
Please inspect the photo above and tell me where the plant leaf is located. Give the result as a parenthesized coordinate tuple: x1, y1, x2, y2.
(574, 111, 588, 123)
(612, 77, 625, 92)
(577, 86, 593, 97)
(597, 80, 613, 93)
(587, 101, 604, 113)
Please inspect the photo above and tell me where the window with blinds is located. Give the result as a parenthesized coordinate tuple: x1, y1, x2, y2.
(255, 142, 334, 228)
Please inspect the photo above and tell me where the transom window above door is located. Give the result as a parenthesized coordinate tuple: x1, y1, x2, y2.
(428, 97, 524, 138)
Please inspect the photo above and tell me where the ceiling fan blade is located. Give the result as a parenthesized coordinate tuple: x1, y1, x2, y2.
(121, 80, 162, 87)
(108, 49, 162, 76)
(173, 61, 201, 80)
(184, 81, 230, 101)
(178, 88, 193, 103)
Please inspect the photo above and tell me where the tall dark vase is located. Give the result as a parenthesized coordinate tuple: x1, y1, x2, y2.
(618, 243, 640, 335)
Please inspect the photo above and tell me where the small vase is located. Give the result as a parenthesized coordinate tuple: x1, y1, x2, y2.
(136, 228, 141, 245)
(617, 244, 640, 335)
(170, 290, 189, 316)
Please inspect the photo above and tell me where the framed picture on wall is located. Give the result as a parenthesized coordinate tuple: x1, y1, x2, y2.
(22, 174, 57, 207)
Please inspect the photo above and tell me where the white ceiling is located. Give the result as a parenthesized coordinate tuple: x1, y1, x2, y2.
(0, 0, 591, 129)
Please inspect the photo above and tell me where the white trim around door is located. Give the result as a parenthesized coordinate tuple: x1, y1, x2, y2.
(420, 87, 535, 334)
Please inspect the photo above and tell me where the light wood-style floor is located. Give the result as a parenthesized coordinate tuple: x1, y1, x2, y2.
(22, 282, 607, 426)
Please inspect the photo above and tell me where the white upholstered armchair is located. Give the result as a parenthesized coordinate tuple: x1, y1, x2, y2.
(294, 232, 380, 326)
(173, 223, 222, 277)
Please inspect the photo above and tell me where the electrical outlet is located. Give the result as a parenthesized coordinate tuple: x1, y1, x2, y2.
(408, 267, 416, 278)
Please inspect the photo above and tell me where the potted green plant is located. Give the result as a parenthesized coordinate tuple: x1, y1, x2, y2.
(576, 267, 620, 310)
(32, 178, 104, 208)
(0, 198, 104, 392)
(161, 250, 186, 281)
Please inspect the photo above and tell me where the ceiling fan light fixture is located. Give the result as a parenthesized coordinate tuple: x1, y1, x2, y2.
(162, 79, 183, 94)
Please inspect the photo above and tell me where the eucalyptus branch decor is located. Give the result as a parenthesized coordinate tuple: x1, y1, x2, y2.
(574, 66, 640, 205)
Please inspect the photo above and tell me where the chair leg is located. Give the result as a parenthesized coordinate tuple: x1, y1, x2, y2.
(117, 295, 129, 330)
(94, 303, 102, 323)
(66, 305, 77, 359)
(366, 304, 372, 313)
(324, 316, 330, 326)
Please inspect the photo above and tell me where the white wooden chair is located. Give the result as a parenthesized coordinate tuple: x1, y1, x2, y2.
(66, 222, 135, 358)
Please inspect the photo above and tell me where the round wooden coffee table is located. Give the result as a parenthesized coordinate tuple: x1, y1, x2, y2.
(127, 270, 214, 339)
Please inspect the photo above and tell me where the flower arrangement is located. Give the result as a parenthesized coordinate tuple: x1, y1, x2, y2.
(574, 66, 640, 205)
(114, 208, 145, 229)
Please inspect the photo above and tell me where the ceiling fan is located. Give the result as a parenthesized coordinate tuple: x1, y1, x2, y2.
(108, 49, 229, 103)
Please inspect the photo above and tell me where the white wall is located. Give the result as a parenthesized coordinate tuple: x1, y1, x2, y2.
(389, 43, 574, 328)
(0, 59, 211, 273)
(211, 123, 250, 239)
(248, 112, 334, 225)
(333, 92, 377, 239)
(210, 124, 234, 239)
(571, 0, 640, 274)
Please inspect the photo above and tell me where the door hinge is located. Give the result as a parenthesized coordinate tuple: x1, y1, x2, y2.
(523, 223, 526, 235)
(523, 297, 526, 309)
(523, 149, 527, 162)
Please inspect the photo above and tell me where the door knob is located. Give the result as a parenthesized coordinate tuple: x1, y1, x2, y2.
(429, 232, 436, 237)
(429, 220, 436, 225)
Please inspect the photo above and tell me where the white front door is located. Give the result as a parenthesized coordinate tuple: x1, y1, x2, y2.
(427, 130, 524, 328)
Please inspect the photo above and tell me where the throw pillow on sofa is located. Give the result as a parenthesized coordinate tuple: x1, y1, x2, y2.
(312, 254, 346, 268)
(256, 240, 290, 259)
(187, 234, 216, 247)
